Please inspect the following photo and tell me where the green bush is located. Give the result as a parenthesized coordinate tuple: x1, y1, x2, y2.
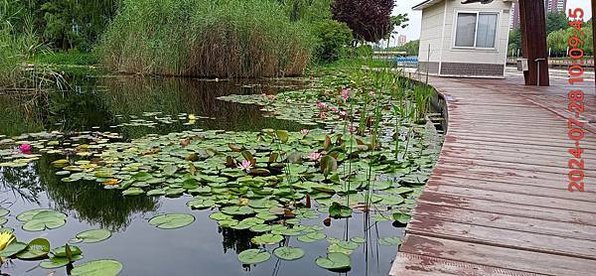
(313, 19, 353, 63)
(99, 0, 316, 78)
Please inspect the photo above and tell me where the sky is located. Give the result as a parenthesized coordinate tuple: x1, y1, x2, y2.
(391, 0, 593, 43)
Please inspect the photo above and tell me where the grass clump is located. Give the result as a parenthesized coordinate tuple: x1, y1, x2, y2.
(99, 0, 316, 78)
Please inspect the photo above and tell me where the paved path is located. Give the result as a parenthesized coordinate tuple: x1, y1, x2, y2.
(390, 74, 596, 275)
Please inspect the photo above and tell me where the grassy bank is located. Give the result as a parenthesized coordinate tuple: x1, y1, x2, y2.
(99, 0, 317, 78)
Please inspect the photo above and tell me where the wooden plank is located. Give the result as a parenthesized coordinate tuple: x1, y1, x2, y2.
(389, 252, 542, 276)
(398, 235, 596, 275)
(417, 192, 596, 227)
(429, 174, 596, 200)
(407, 216, 596, 260)
(440, 148, 596, 170)
(423, 184, 596, 215)
(412, 202, 596, 241)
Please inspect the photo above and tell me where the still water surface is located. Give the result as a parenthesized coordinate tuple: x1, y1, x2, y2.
(1, 76, 402, 276)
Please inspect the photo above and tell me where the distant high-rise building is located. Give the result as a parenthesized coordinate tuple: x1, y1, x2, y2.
(397, 35, 407, 46)
(511, 0, 567, 29)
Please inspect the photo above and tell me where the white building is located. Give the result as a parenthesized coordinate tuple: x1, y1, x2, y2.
(414, 0, 514, 78)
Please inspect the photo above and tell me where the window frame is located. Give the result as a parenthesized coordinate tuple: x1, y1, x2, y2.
(452, 11, 500, 50)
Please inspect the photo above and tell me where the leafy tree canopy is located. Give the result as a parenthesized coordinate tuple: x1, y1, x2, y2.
(331, 0, 395, 42)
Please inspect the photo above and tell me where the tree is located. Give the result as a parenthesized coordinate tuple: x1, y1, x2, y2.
(546, 12, 569, 35)
(547, 26, 593, 56)
(394, 39, 419, 56)
(331, 0, 395, 42)
(508, 28, 521, 54)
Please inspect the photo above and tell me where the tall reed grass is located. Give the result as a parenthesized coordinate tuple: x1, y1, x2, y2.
(99, 0, 317, 78)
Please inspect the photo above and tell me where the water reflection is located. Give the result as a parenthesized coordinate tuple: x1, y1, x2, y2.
(0, 155, 159, 232)
(0, 76, 307, 139)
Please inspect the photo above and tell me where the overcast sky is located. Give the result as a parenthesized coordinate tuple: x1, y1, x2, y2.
(392, 0, 593, 42)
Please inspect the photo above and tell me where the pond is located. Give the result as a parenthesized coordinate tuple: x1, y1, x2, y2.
(0, 72, 442, 276)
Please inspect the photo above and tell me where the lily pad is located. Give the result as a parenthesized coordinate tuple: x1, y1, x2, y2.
(209, 212, 232, 221)
(238, 249, 271, 265)
(17, 209, 67, 232)
(315, 252, 351, 271)
(16, 238, 50, 260)
(273, 246, 305, 261)
(297, 232, 326, 243)
(122, 187, 145, 196)
(187, 198, 215, 210)
(71, 259, 123, 276)
(52, 245, 82, 257)
(378, 236, 402, 246)
(251, 233, 284, 245)
(329, 202, 352, 218)
(0, 207, 8, 217)
(221, 206, 255, 216)
(392, 212, 411, 226)
(40, 254, 84, 269)
(149, 213, 195, 229)
(0, 241, 27, 257)
(71, 229, 112, 244)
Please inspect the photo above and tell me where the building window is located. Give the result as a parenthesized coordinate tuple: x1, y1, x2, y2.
(454, 12, 498, 48)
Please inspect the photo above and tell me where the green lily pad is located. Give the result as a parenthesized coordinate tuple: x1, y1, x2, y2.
(40, 254, 84, 269)
(273, 246, 305, 261)
(0, 217, 6, 226)
(392, 212, 411, 225)
(209, 212, 232, 221)
(251, 233, 284, 245)
(238, 249, 271, 265)
(297, 232, 326, 243)
(16, 238, 50, 260)
(329, 202, 352, 218)
(378, 236, 403, 246)
(0, 207, 9, 217)
(187, 198, 215, 210)
(71, 229, 112, 244)
(149, 213, 195, 229)
(327, 243, 353, 255)
(0, 241, 27, 257)
(123, 187, 145, 196)
(315, 252, 351, 271)
(221, 206, 255, 216)
(17, 209, 67, 232)
(71, 259, 123, 276)
(146, 188, 166, 196)
(249, 224, 272, 233)
(51, 245, 82, 257)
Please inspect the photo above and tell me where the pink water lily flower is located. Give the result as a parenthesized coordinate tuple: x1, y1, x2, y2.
(300, 129, 310, 135)
(316, 101, 328, 110)
(341, 88, 351, 101)
(237, 160, 253, 172)
(330, 107, 338, 113)
(19, 143, 32, 154)
(339, 110, 347, 118)
(308, 152, 322, 162)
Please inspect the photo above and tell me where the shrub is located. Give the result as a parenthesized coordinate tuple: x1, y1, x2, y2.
(99, 0, 317, 78)
(313, 19, 353, 63)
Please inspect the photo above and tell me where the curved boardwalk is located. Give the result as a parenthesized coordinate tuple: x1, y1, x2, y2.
(390, 74, 596, 275)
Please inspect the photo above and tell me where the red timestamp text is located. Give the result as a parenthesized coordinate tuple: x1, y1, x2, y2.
(566, 8, 586, 192)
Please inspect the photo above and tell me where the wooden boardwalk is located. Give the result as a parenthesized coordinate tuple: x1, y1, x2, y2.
(390, 74, 596, 275)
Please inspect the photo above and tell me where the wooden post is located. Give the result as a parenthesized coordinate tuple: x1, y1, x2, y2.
(518, 0, 550, 86)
